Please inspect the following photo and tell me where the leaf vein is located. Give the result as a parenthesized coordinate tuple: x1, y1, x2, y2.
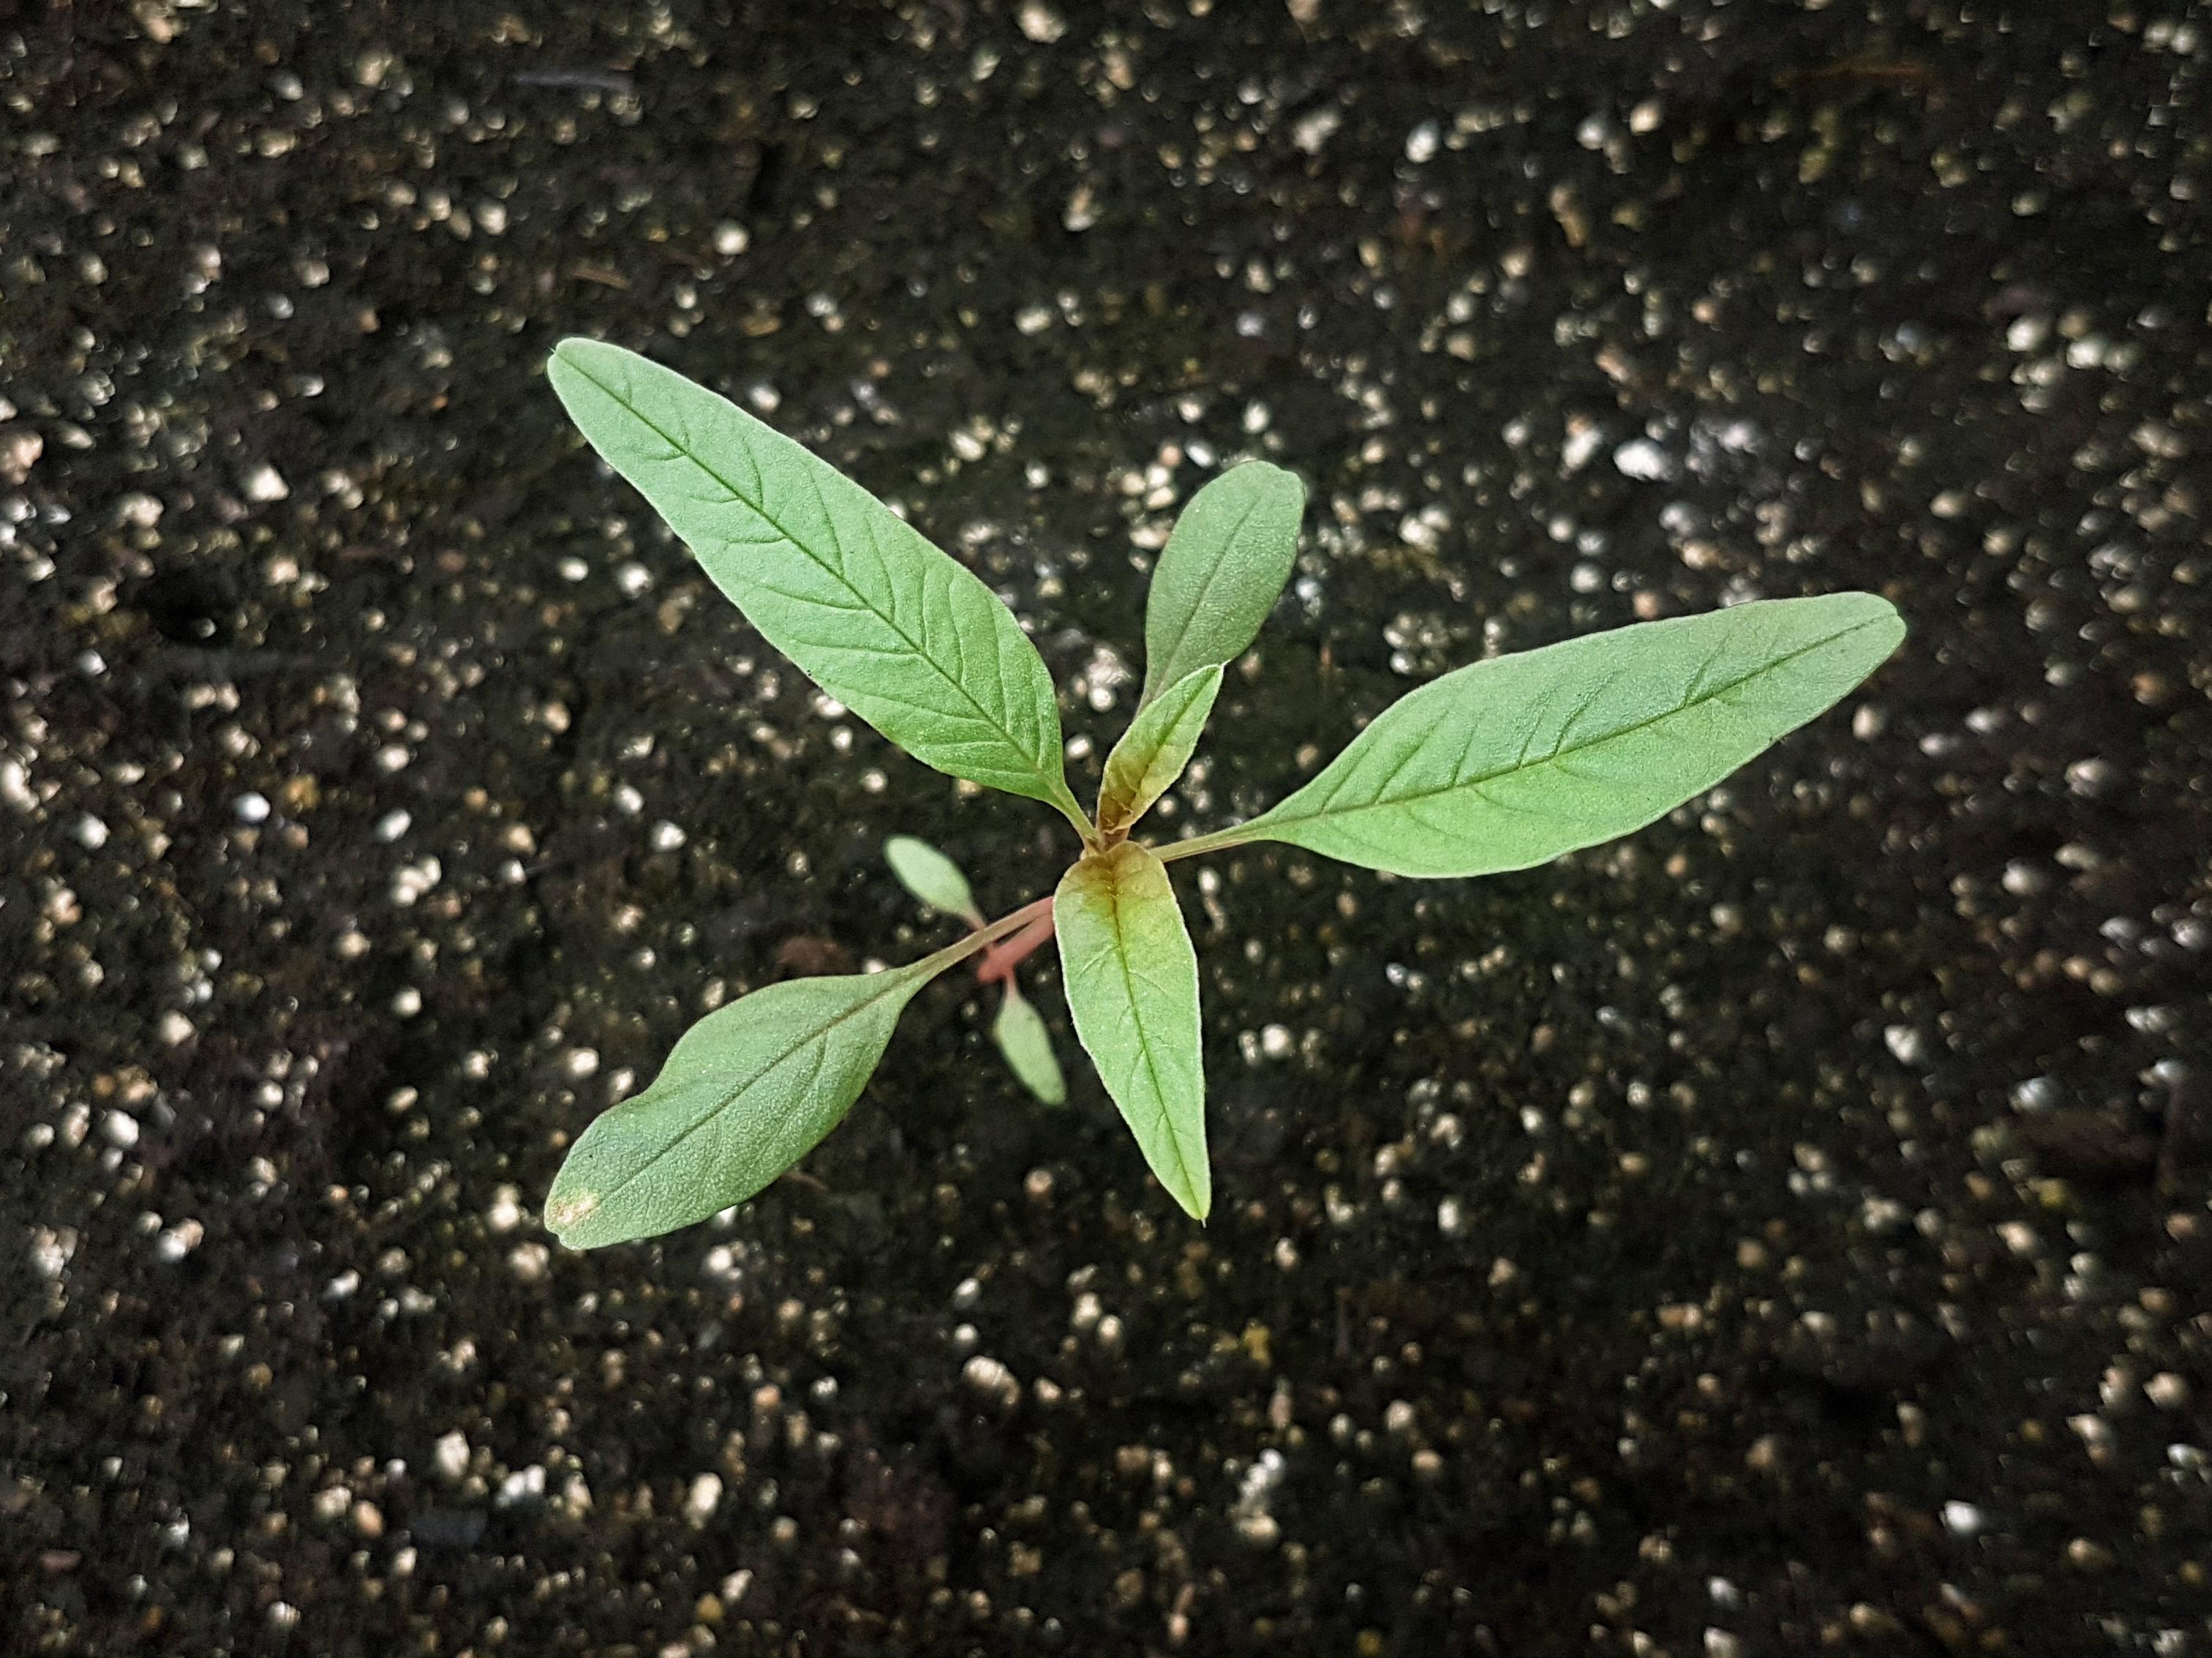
(1268, 617, 1886, 830)
(567, 353, 1050, 790)
(1150, 492, 1265, 691)
(587, 971, 919, 1211)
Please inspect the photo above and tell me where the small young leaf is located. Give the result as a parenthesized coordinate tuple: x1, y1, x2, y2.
(1096, 665, 1222, 839)
(992, 983, 1067, 1106)
(1054, 843, 1209, 1218)
(548, 340, 1087, 830)
(884, 835, 983, 926)
(1212, 594, 1903, 878)
(545, 963, 938, 1248)
(1140, 462, 1304, 704)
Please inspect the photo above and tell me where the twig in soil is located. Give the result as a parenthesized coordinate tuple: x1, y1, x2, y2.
(514, 70, 635, 94)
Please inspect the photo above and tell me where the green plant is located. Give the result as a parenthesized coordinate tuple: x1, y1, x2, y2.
(540, 339, 1906, 1248)
(884, 833, 1066, 1108)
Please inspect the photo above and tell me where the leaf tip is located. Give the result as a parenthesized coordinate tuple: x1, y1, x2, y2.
(1171, 1159, 1212, 1224)
(1834, 591, 1908, 667)
(546, 334, 590, 374)
(543, 1185, 601, 1248)
(1828, 588, 1904, 632)
(546, 337, 636, 402)
(1224, 456, 1301, 490)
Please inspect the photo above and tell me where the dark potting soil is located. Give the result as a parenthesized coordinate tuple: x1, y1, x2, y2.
(4, 2, 2208, 1653)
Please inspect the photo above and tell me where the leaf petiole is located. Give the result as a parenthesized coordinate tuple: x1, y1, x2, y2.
(1153, 823, 1255, 866)
(1047, 783, 1105, 852)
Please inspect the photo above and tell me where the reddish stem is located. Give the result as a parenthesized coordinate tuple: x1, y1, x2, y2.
(975, 910, 1056, 985)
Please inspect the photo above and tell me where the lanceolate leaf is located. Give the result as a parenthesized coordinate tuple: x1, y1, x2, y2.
(1195, 594, 1903, 879)
(885, 835, 982, 926)
(1140, 462, 1304, 704)
(992, 983, 1067, 1106)
(549, 340, 1086, 829)
(545, 963, 938, 1248)
(1054, 843, 1209, 1218)
(1096, 666, 1222, 839)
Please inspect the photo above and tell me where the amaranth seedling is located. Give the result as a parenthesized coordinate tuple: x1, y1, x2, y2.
(540, 339, 1905, 1248)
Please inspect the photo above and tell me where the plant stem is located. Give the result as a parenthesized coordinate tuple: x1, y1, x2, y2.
(976, 910, 1056, 983)
(915, 895, 1053, 978)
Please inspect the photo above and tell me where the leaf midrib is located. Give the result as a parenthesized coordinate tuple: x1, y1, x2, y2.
(1147, 490, 1265, 697)
(565, 348, 1051, 789)
(1102, 673, 1208, 828)
(587, 967, 921, 1210)
(1092, 860, 1199, 1201)
(1263, 615, 1889, 830)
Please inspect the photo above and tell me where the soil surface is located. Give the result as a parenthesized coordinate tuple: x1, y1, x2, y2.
(4, 2, 2209, 1654)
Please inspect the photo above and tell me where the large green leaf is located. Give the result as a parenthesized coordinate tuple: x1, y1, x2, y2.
(1096, 666, 1221, 839)
(1140, 462, 1304, 704)
(549, 339, 1087, 831)
(992, 983, 1067, 1106)
(884, 835, 982, 926)
(545, 962, 936, 1248)
(1179, 594, 1903, 879)
(1054, 843, 1208, 1218)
